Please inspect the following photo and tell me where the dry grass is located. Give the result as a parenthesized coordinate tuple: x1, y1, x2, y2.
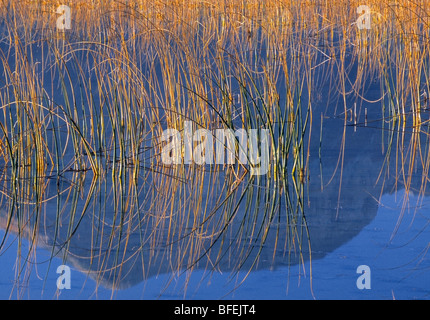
(0, 0, 429, 297)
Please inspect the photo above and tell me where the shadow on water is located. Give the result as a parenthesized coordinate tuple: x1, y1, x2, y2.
(0, 3, 429, 298)
(0, 89, 427, 297)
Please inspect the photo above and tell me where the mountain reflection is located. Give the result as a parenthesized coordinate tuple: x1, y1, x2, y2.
(0, 99, 425, 292)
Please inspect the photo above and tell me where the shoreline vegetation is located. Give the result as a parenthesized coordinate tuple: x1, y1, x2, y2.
(0, 0, 427, 176)
(0, 0, 429, 298)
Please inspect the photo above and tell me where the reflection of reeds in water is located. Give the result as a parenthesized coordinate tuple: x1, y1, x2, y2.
(0, 163, 308, 297)
(0, 0, 429, 297)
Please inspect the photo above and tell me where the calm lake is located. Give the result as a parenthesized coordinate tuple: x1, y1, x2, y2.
(0, 2, 429, 300)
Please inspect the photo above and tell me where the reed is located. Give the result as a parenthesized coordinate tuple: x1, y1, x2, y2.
(0, 0, 429, 298)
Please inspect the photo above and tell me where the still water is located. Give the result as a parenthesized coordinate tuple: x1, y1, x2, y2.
(0, 107, 428, 300)
(0, 10, 429, 300)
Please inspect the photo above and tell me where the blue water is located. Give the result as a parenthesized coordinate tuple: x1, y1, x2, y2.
(0, 12, 429, 301)
(0, 189, 428, 300)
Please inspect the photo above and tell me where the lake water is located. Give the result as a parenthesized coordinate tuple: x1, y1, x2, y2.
(1, 189, 429, 300)
(0, 102, 429, 300)
(0, 6, 429, 300)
